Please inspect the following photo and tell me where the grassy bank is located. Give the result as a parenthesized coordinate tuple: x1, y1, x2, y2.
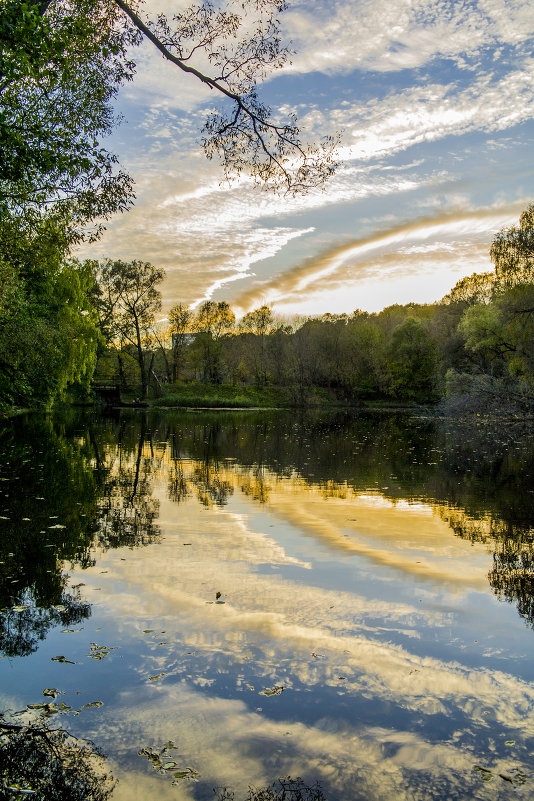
(149, 382, 346, 409)
(151, 382, 292, 409)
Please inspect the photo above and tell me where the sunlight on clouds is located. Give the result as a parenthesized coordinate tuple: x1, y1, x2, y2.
(91, 684, 531, 801)
(78, 0, 534, 318)
(232, 204, 523, 314)
(337, 66, 534, 163)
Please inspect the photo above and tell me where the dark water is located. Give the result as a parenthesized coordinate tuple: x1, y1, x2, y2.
(2, 408, 534, 800)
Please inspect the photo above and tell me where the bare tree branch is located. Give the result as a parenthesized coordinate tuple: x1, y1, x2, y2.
(112, 0, 339, 193)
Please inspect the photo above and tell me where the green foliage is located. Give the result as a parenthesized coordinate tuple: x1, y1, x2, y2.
(0, 0, 136, 235)
(153, 382, 291, 409)
(386, 317, 438, 402)
(459, 282, 534, 386)
(490, 204, 534, 285)
(0, 217, 101, 408)
(442, 271, 496, 306)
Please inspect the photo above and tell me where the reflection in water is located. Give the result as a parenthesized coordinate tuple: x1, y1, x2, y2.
(0, 716, 114, 800)
(94, 415, 161, 549)
(1, 408, 534, 801)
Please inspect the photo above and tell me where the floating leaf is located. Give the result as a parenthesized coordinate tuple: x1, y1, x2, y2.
(82, 701, 103, 709)
(172, 768, 200, 782)
(163, 741, 177, 750)
(87, 642, 116, 659)
(43, 689, 62, 698)
(143, 629, 154, 633)
(161, 761, 177, 770)
(505, 740, 515, 746)
(51, 655, 75, 664)
(259, 685, 284, 696)
(12, 605, 30, 612)
(148, 673, 167, 682)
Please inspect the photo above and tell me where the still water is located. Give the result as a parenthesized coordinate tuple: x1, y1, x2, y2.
(1, 408, 534, 800)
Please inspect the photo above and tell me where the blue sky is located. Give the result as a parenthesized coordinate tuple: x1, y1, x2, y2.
(82, 0, 534, 317)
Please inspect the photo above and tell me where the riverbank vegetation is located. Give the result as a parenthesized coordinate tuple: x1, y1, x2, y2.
(0, 0, 335, 413)
(2, 203, 534, 412)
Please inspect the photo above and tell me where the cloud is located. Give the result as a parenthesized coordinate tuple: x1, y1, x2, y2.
(284, 0, 534, 75)
(231, 203, 524, 313)
(79, 0, 534, 318)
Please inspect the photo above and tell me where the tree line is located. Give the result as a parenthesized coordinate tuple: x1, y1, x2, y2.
(2, 203, 534, 409)
(87, 204, 534, 409)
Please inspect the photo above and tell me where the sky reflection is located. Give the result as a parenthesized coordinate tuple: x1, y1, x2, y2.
(3, 412, 534, 800)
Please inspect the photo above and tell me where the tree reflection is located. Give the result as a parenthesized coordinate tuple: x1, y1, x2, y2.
(0, 718, 114, 801)
(0, 411, 161, 657)
(0, 591, 90, 659)
(0, 415, 97, 656)
(216, 777, 326, 801)
(153, 408, 534, 629)
(3, 405, 534, 657)
(489, 539, 534, 627)
(94, 415, 160, 548)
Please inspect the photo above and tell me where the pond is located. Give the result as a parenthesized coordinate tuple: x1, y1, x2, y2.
(1, 408, 534, 800)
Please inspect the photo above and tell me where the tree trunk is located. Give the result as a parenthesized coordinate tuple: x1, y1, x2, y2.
(134, 316, 148, 398)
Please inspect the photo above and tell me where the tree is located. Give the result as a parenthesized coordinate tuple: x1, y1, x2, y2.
(95, 259, 164, 398)
(386, 317, 438, 402)
(194, 300, 235, 382)
(239, 305, 273, 386)
(2, 0, 338, 203)
(0, 216, 101, 407)
(441, 271, 496, 306)
(0, 0, 137, 236)
(490, 204, 534, 284)
(169, 302, 194, 382)
(459, 284, 534, 387)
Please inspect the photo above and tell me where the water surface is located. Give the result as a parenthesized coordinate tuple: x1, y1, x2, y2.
(1, 408, 534, 800)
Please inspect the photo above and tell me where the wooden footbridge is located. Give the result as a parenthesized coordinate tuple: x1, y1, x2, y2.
(91, 382, 121, 405)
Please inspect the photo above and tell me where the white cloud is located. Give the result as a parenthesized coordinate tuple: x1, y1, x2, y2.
(284, 0, 534, 75)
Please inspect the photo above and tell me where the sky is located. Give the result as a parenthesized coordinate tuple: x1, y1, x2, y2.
(82, 0, 534, 318)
